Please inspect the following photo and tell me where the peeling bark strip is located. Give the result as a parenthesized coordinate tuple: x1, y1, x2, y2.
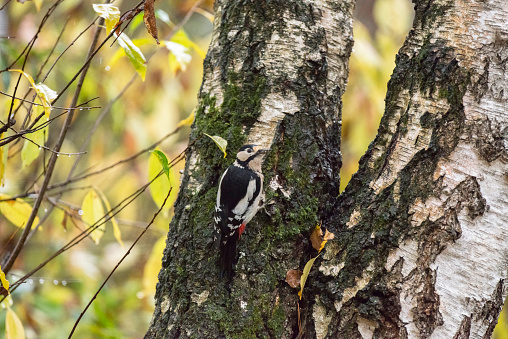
(323, 0, 508, 338)
(145, 0, 353, 338)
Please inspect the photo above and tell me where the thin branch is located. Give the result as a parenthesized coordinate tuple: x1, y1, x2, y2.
(0, 128, 189, 202)
(2, 0, 66, 72)
(68, 187, 172, 338)
(0, 90, 100, 110)
(0, 0, 12, 11)
(1, 12, 107, 275)
(0, 97, 100, 147)
(4, 171, 165, 296)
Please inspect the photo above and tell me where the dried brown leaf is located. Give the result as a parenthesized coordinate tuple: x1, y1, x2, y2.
(118, 6, 144, 27)
(286, 269, 303, 288)
(323, 228, 335, 241)
(310, 225, 323, 251)
(143, 0, 159, 44)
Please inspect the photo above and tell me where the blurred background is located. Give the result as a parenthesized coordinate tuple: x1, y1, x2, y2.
(0, 0, 506, 338)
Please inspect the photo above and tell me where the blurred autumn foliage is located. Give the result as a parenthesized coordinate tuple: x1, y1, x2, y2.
(0, 0, 213, 337)
(1, 0, 507, 338)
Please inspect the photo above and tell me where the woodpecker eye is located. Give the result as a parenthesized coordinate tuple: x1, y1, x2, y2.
(247, 148, 253, 153)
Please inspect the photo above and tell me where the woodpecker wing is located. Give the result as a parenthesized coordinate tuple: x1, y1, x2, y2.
(214, 165, 261, 238)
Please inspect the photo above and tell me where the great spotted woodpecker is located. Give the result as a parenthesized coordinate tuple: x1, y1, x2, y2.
(213, 144, 269, 280)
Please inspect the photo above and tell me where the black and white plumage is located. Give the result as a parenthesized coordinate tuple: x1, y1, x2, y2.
(213, 144, 269, 280)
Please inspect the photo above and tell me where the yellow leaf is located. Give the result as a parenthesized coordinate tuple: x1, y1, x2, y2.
(33, 0, 42, 11)
(204, 134, 227, 158)
(8, 70, 57, 118)
(148, 150, 178, 212)
(170, 29, 206, 59)
(0, 194, 40, 228)
(176, 111, 194, 128)
(0, 133, 8, 187)
(142, 236, 166, 297)
(310, 224, 335, 253)
(96, 190, 124, 248)
(298, 254, 320, 300)
(93, 3, 120, 33)
(21, 124, 47, 169)
(115, 32, 147, 81)
(33, 83, 57, 117)
(6, 308, 25, 339)
(81, 189, 105, 245)
(0, 265, 9, 292)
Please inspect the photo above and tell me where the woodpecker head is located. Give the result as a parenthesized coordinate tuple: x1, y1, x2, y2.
(235, 144, 269, 172)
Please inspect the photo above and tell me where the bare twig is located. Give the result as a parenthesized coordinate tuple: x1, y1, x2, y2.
(1, 12, 107, 274)
(68, 187, 173, 338)
(0, 90, 100, 110)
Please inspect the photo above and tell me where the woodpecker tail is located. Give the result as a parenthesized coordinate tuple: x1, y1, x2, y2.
(219, 235, 237, 281)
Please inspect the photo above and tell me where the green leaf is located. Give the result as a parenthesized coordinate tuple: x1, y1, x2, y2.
(0, 194, 40, 228)
(21, 122, 47, 169)
(150, 149, 170, 181)
(298, 253, 321, 300)
(93, 3, 120, 33)
(205, 134, 227, 158)
(115, 32, 147, 81)
(6, 308, 25, 339)
(148, 150, 178, 212)
(81, 189, 105, 245)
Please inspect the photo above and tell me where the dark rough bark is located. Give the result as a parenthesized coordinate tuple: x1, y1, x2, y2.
(145, 0, 353, 338)
(146, 0, 508, 338)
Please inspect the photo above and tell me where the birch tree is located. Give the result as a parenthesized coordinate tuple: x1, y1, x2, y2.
(146, 0, 508, 338)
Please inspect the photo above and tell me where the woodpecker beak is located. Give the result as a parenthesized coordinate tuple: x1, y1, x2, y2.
(254, 146, 270, 154)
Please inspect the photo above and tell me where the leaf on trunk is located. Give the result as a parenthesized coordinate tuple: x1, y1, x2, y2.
(143, 0, 159, 44)
(310, 224, 335, 252)
(0, 194, 40, 229)
(298, 254, 320, 300)
(6, 308, 25, 339)
(114, 32, 147, 81)
(286, 269, 303, 288)
(205, 134, 227, 158)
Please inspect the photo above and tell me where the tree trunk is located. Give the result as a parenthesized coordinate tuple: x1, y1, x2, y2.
(145, 0, 508, 338)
